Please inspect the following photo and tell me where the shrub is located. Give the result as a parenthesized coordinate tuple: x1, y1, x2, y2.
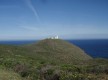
(13, 64, 30, 77)
(61, 65, 81, 73)
(60, 72, 87, 80)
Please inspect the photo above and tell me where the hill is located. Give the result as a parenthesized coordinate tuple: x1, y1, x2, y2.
(0, 39, 108, 80)
(24, 39, 92, 64)
(0, 39, 92, 64)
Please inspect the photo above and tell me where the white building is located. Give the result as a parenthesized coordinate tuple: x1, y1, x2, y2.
(50, 35, 59, 39)
(55, 35, 58, 39)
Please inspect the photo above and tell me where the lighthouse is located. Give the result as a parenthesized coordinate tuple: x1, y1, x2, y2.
(49, 35, 59, 39)
(55, 35, 59, 39)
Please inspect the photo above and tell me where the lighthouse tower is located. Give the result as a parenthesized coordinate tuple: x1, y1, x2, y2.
(55, 35, 59, 39)
(49, 35, 59, 39)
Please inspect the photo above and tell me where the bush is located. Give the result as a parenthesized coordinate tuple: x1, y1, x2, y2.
(85, 65, 108, 74)
(61, 65, 81, 73)
(14, 64, 30, 77)
(60, 72, 87, 80)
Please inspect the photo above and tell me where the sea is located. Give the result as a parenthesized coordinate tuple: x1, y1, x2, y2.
(0, 39, 108, 58)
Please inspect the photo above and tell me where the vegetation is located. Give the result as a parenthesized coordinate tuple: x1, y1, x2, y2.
(0, 39, 108, 80)
(24, 39, 92, 64)
(0, 68, 22, 80)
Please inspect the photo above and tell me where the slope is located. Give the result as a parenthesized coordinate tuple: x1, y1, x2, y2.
(24, 39, 92, 64)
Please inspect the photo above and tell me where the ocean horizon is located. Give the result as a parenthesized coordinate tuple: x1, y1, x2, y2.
(0, 39, 108, 59)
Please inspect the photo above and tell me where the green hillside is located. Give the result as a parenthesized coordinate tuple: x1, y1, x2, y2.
(24, 39, 92, 64)
(0, 39, 108, 80)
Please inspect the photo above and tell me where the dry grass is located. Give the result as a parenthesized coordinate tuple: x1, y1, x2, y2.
(0, 68, 22, 80)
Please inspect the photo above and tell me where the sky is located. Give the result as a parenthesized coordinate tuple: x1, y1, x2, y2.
(0, 0, 108, 40)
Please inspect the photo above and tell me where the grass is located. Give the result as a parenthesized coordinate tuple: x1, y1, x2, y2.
(23, 39, 92, 64)
(0, 39, 108, 80)
(0, 68, 22, 80)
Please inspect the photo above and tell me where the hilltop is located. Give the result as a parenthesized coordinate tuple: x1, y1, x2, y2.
(24, 39, 92, 64)
(0, 39, 108, 80)
(0, 39, 92, 64)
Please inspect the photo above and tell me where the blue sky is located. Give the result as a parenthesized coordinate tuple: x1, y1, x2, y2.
(0, 0, 108, 40)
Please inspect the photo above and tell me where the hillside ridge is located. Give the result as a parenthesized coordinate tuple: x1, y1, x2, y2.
(24, 39, 92, 63)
